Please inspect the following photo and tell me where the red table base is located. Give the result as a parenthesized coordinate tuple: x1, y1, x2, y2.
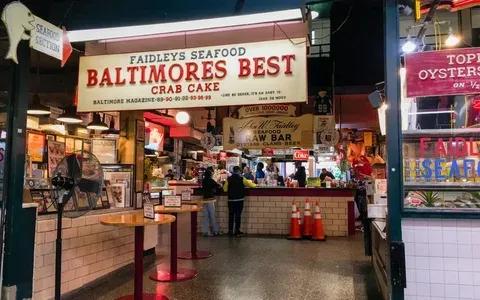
(178, 250, 212, 260)
(149, 267, 198, 282)
(117, 294, 169, 300)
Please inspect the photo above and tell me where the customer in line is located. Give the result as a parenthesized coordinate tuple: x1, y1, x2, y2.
(294, 161, 307, 187)
(255, 162, 265, 183)
(223, 166, 256, 237)
(201, 167, 221, 236)
(243, 166, 254, 181)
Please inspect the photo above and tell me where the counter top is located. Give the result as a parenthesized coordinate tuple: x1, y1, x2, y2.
(193, 187, 355, 197)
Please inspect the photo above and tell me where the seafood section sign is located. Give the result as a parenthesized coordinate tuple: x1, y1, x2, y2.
(223, 114, 313, 150)
(1, 2, 72, 66)
(405, 47, 480, 97)
(77, 39, 307, 112)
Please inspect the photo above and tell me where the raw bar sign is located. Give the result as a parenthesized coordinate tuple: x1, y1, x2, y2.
(405, 47, 480, 97)
(77, 39, 307, 112)
(223, 114, 313, 150)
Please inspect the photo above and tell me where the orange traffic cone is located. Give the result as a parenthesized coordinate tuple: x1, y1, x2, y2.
(288, 201, 302, 240)
(312, 201, 326, 241)
(303, 199, 313, 238)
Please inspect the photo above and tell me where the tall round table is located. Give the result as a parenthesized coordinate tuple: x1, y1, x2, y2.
(177, 199, 216, 260)
(100, 212, 175, 300)
(149, 204, 201, 282)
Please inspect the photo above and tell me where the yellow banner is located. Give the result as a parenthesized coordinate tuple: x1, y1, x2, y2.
(223, 114, 313, 150)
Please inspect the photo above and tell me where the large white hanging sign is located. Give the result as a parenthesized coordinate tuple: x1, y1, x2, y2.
(76, 38, 307, 112)
(1, 1, 72, 66)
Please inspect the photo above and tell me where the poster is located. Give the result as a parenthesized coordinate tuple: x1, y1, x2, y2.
(223, 114, 313, 150)
(107, 184, 126, 208)
(77, 39, 307, 112)
(164, 195, 181, 208)
(27, 132, 45, 162)
(91, 139, 116, 164)
(47, 140, 65, 177)
(145, 121, 164, 151)
(313, 115, 337, 148)
(65, 138, 74, 154)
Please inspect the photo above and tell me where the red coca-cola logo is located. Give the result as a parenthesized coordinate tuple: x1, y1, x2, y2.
(293, 150, 309, 161)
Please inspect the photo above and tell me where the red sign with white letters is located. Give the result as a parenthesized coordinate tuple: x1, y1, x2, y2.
(293, 149, 309, 161)
(405, 47, 480, 97)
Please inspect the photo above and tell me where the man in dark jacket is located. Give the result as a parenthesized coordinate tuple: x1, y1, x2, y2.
(223, 166, 256, 237)
(294, 161, 307, 187)
(201, 168, 220, 236)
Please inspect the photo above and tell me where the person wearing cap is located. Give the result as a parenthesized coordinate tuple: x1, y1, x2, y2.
(223, 166, 256, 237)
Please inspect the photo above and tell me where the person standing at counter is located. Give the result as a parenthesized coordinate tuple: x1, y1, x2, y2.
(165, 169, 175, 181)
(243, 166, 254, 181)
(223, 166, 256, 237)
(320, 168, 335, 181)
(201, 167, 221, 236)
(294, 161, 307, 187)
(255, 162, 265, 184)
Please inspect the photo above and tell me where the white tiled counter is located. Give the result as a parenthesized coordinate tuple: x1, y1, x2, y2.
(196, 188, 356, 237)
(33, 209, 156, 299)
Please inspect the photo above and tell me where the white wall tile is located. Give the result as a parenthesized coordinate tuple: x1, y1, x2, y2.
(416, 283, 431, 296)
(430, 270, 444, 284)
(405, 296, 417, 300)
(471, 231, 480, 244)
(473, 259, 480, 270)
(416, 269, 430, 283)
(404, 229, 415, 243)
(474, 272, 480, 286)
(443, 244, 458, 258)
(416, 230, 429, 243)
(457, 231, 472, 244)
(444, 284, 459, 298)
(472, 244, 480, 258)
(415, 243, 430, 257)
(442, 219, 457, 229)
(428, 243, 444, 257)
(458, 258, 473, 272)
(456, 220, 472, 230)
(430, 283, 445, 298)
(458, 271, 473, 285)
(445, 271, 459, 284)
(444, 257, 459, 271)
(458, 244, 473, 258)
(406, 255, 416, 270)
(406, 242, 415, 256)
(416, 256, 430, 270)
(459, 284, 474, 299)
(473, 285, 480, 299)
(407, 268, 417, 283)
(429, 257, 443, 271)
(428, 230, 443, 244)
(443, 231, 457, 244)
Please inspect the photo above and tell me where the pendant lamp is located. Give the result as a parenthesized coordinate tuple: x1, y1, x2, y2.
(27, 94, 51, 115)
(57, 105, 83, 124)
(87, 113, 109, 131)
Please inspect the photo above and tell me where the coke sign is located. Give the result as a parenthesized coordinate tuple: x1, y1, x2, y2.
(293, 150, 309, 161)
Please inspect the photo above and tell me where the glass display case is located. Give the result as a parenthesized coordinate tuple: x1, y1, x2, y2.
(402, 93, 480, 212)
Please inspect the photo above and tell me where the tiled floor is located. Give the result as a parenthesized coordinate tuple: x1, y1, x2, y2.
(66, 234, 381, 300)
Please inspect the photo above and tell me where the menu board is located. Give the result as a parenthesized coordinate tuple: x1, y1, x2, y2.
(47, 140, 65, 177)
(27, 132, 45, 162)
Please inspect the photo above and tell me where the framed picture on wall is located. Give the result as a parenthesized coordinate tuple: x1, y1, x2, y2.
(91, 139, 116, 164)
(65, 138, 74, 154)
(136, 120, 145, 142)
(27, 132, 45, 162)
(74, 187, 90, 210)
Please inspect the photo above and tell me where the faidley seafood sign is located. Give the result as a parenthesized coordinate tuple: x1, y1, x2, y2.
(77, 39, 307, 112)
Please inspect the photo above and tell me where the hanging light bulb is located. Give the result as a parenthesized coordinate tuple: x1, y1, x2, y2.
(87, 113, 109, 131)
(27, 94, 51, 115)
(445, 27, 461, 47)
(402, 35, 417, 53)
(175, 111, 190, 125)
(57, 106, 83, 124)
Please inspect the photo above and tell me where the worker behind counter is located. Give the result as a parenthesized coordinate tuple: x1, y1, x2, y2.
(319, 168, 335, 181)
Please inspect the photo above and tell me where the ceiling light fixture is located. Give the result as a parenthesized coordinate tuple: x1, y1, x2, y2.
(402, 36, 417, 53)
(87, 113, 109, 131)
(445, 27, 461, 47)
(57, 106, 83, 124)
(175, 111, 190, 125)
(27, 94, 50, 115)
